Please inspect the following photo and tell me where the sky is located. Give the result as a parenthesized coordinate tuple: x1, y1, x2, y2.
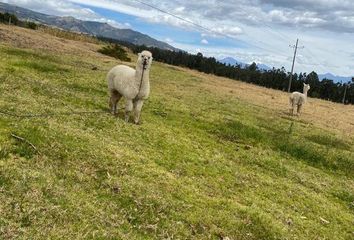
(3, 0, 354, 77)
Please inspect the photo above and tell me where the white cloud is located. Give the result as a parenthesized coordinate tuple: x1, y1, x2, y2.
(201, 39, 208, 44)
(4, 0, 98, 19)
(165, 37, 174, 43)
(144, 14, 194, 29)
(175, 6, 185, 13)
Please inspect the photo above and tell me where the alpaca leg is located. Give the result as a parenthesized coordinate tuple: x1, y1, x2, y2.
(289, 102, 295, 115)
(289, 98, 294, 115)
(109, 90, 121, 115)
(125, 99, 133, 122)
(290, 104, 295, 115)
(133, 99, 144, 124)
(297, 104, 302, 116)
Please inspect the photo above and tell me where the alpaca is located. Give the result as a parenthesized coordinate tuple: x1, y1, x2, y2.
(289, 83, 310, 116)
(107, 50, 153, 124)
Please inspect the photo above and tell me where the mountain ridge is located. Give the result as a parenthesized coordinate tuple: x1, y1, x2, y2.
(221, 57, 352, 82)
(318, 73, 352, 83)
(219, 57, 271, 71)
(0, 2, 178, 51)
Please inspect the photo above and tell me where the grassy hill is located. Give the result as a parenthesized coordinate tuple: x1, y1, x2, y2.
(0, 25, 353, 239)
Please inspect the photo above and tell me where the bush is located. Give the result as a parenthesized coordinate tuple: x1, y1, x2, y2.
(98, 44, 131, 62)
(25, 21, 38, 30)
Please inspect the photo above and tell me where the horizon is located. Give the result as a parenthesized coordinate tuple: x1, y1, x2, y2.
(3, 0, 354, 77)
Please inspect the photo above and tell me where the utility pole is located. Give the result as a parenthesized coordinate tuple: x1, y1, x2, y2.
(342, 83, 348, 104)
(342, 80, 353, 104)
(288, 39, 304, 92)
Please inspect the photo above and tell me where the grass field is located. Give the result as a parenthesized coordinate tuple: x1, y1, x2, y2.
(0, 25, 353, 239)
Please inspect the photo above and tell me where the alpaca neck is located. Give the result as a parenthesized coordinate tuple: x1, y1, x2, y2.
(135, 67, 149, 81)
(303, 88, 308, 97)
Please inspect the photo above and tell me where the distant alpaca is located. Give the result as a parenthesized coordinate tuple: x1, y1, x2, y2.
(107, 50, 153, 124)
(289, 83, 310, 116)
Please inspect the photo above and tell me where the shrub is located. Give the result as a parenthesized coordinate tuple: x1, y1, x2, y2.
(25, 21, 38, 30)
(98, 44, 131, 62)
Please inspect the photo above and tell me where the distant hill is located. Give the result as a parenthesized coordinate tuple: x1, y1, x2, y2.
(219, 57, 271, 71)
(256, 63, 271, 71)
(219, 57, 245, 67)
(318, 73, 352, 83)
(0, 2, 178, 51)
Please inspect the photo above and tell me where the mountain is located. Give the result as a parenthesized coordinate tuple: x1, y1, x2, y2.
(219, 57, 271, 71)
(318, 73, 352, 83)
(219, 57, 245, 67)
(256, 63, 271, 71)
(0, 2, 178, 51)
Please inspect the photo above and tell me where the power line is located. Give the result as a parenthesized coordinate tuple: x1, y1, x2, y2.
(132, 0, 289, 58)
(226, 6, 340, 73)
(132, 0, 219, 36)
(132, 0, 339, 74)
(302, 47, 330, 73)
(236, 6, 291, 43)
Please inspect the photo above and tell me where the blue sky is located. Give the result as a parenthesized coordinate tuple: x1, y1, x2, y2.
(4, 0, 354, 77)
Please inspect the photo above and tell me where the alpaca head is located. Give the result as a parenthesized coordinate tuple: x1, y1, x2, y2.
(303, 83, 310, 93)
(137, 50, 153, 70)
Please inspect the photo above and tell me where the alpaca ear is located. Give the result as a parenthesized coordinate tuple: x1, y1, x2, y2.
(303, 83, 306, 86)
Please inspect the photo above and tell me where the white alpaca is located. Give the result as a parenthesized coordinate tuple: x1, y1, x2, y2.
(107, 50, 153, 124)
(289, 83, 310, 116)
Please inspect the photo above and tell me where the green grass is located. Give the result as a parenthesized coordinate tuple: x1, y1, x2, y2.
(0, 45, 353, 239)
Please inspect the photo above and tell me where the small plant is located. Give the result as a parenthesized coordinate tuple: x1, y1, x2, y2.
(25, 21, 38, 30)
(98, 44, 131, 62)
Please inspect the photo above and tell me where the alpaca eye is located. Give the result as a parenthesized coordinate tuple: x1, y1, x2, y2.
(148, 57, 151, 59)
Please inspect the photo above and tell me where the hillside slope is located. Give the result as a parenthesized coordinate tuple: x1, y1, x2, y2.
(0, 25, 353, 239)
